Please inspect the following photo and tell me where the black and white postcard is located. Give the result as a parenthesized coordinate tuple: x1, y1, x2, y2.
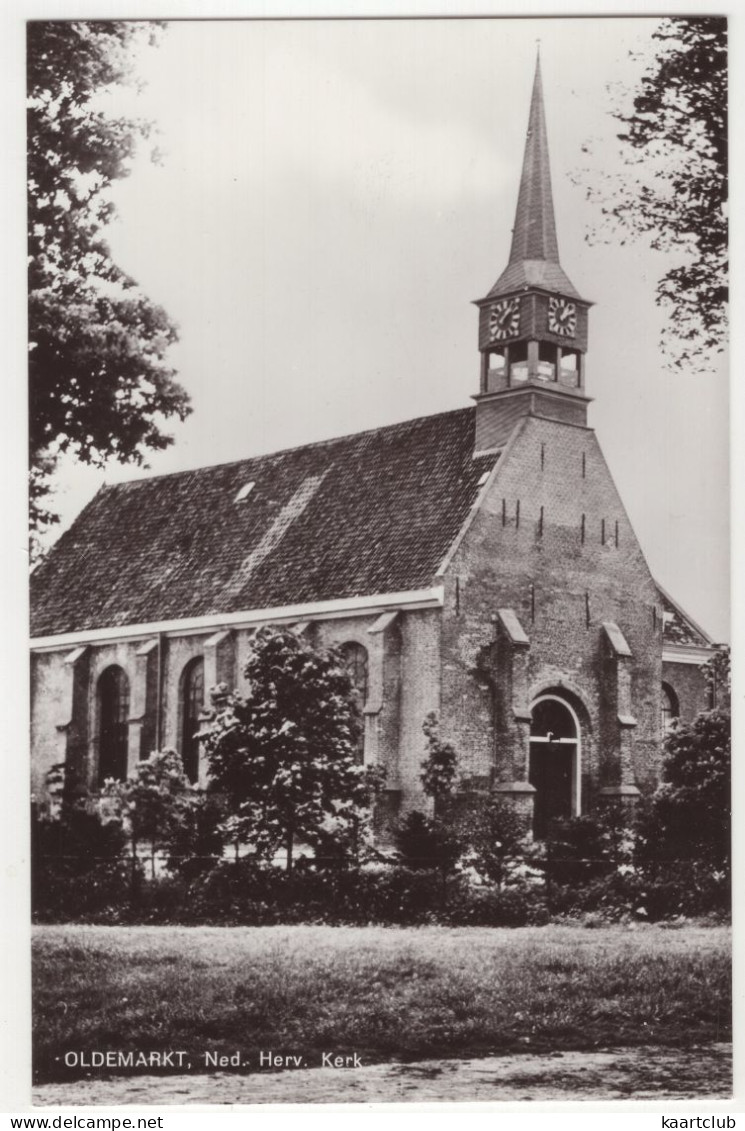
(8, 6, 735, 1116)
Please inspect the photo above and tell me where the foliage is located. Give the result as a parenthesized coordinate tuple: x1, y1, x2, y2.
(102, 749, 195, 852)
(579, 17, 727, 369)
(165, 789, 227, 878)
(202, 627, 372, 871)
(31, 763, 130, 920)
(638, 707, 730, 873)
(702, 644, 730, 709)
(420, 711, 458, 807)
(27, 20, 190, 546)
(32, 763, 125, 858)
(543, 809, 636, 888)
(394, 810, 462, 874)
(461, 792, 535, 890)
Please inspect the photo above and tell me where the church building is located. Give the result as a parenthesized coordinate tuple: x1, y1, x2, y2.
(30, 57, 715, 836)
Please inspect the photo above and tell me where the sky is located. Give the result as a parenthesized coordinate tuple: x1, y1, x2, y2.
(41, 16, 730, 640)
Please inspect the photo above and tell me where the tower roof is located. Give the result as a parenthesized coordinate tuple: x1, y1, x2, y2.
(486, 52, 580, 300)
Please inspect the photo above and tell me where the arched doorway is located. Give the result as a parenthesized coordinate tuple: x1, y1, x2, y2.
(528, 694, 580, 838)
(98, 665, 130, 784)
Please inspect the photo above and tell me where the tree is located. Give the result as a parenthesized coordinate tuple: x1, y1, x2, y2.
(657, 710, 730, 867)
(202, 627, 373, 872)
(394, 714, 462, 877)
(703, 642, 730, 711)
(462, 794, 531, 891)
(640, 650, 730, 875)
(102, 749, 195, 857)
(28, 21, 191, 547)
(580, 17, 727, 369)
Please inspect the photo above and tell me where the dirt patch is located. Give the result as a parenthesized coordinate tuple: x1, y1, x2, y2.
(33, 1043, 731, 1105)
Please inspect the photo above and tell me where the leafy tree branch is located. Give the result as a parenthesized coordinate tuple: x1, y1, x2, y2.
(577, 17, 727, 370)
(28, 20, 191, 552)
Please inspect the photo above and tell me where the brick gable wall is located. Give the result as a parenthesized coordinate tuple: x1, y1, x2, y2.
(440, 415, 666, 803)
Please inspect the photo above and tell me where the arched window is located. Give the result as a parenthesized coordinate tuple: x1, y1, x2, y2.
(340, 642, 368, 703)
(339, 642, 368, 763)
(661, 683, 679, 736)
(98, 666, 130, 784)
(181, 657, 205, 784)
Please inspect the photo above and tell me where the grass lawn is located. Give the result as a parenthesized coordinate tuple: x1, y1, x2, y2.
(33, 923, 731, 1083)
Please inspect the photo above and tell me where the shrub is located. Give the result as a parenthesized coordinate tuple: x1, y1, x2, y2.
(31, 769, 133, 921)
(102, 749, 196, 856)
(459, 792, 534, 889)
(394, 810, 462, 873)
(444, 880, 549, 927)
(638, 708, 730, 874)
(166, 789, 226, 879)
(542, 809, 635, 888)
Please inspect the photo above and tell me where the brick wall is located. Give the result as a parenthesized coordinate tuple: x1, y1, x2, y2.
(662, 659, 710, 724)
(30, 612, 424, 806)
(440, 414, 665, 807)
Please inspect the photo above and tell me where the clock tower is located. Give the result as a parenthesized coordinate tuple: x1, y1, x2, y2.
(474, 53, 592, 455)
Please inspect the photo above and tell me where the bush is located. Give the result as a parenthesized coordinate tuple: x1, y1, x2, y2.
(166, 790, 226, 879)
(32, 855, 137, 923)
(169, 860, 553, 927)
(394, 810, 462, 872)
(179, 860, 449, 926)
(637, 862, 730, 921)
(461, 793, 534, 889)
(638, 708, 730, 874)
(31, 781, 134, 921)
(444, 880, 549, 927)
(542, 809, 635, 888)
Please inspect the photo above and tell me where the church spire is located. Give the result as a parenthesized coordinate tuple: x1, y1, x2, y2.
(486, 51, 579, 300)
(472, 52, 592, 456)
(509, 50, 560, 265)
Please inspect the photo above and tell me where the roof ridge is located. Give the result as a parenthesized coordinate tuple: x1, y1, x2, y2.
(101, 404, 476, 492)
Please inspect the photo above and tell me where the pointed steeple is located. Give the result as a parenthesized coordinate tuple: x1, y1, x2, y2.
(509, 50, 559, 264)
(472, 52, 592, 456)
(487, 51, 579, 300)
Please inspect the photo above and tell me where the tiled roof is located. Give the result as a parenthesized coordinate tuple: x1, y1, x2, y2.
(486, 259, 580, 301)
(658, 587, 713, 648)
(31, 408, 497, 638)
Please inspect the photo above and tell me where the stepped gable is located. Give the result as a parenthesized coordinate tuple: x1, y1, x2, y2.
(31, 407, 497, 637)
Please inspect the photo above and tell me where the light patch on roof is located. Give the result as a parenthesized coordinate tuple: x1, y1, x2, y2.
(235, 481, 255, 502)
(477, 471, 490, 487)
(224, 471, 329, 600)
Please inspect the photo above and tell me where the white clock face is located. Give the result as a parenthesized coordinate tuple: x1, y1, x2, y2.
(488, 298, 520, 341)
(548, 296, 577, 337)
